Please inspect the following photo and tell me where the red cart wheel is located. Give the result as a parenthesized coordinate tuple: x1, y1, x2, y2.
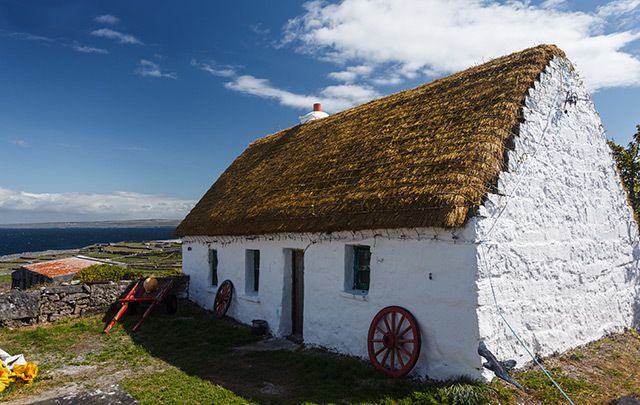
(367, 306, 421, 378)
(213, 280, 234, 319)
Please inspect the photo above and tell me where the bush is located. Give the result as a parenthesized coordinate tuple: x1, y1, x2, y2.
(73, 264, 144, 283)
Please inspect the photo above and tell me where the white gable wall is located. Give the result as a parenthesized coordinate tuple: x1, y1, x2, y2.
(182, 227, 484, 380)
(475, 57, 640, 370)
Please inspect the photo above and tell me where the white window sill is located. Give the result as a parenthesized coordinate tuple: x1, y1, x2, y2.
(339, 290, 369, 301)
(239, 294, 261, 303)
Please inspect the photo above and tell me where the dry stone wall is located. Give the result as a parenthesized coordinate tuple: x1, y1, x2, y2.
(0, 276, 189, 327)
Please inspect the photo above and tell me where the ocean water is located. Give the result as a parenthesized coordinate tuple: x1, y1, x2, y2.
(0, 227, 177, 256)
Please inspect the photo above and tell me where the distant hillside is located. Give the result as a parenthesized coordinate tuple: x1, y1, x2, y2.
(0, 219, 181, 229)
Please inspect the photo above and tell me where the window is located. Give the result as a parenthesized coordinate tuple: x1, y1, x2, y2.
(245, 249, 260, 294)
(345, 245, 371, 293)
(209, 249, 218, 286)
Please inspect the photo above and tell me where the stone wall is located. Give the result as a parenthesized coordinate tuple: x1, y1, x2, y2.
(475, 56, 640, 371)
(0, 276, 189, 327)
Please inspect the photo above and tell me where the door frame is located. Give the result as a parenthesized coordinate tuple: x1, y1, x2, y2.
(290, 249, 304, 341)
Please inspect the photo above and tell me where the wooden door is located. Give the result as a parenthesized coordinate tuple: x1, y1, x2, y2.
(291, 250, 304, 340)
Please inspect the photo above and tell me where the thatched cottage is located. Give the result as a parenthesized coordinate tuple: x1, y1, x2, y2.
(177, 45, 640, 380)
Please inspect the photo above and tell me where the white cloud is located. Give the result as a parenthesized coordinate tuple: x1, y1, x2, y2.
(224, 75, 379, 112)
(71, 42, 108, 54)
(190, 59, 236, 77)
(135, 60, 177, 79)
(540, 0, 568, 9)
(597, 0, 640, 17)
(9, 139, 29, 147)
(91, 28, 143, 45)
(250, 24, 271, 36)
(0, 188, 194, 221)
(328, 65, 373, 83)
(282, 0, 640, 91)
(9, 32, 53, 42)
(94, 14, 120, 25)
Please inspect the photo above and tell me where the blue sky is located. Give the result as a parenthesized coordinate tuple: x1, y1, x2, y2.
(0, 0, 639, 224)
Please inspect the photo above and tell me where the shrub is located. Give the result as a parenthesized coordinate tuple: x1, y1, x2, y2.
(73, 264, 144, 283)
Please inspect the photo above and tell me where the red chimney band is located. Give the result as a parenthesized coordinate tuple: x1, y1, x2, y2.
(313, 103, 321, 112)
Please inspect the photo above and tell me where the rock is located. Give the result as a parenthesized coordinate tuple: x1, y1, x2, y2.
(63, 293, 87, 302)
(29, 384, 137, 405)
(0, 290, 40, 321)
(611, 397, 640, 405)
(43, 285, 84, 295)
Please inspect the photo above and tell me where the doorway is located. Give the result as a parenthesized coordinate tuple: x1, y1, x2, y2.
(291, 249, 304, 342)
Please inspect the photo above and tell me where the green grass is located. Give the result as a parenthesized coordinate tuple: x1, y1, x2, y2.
(122, 369, 251, 405)
(0, 273, 12, 283)
(4, 290, 637, 405)
(515, 369, 594, 404)
(0, 318, 102, 370)
(0, 303, 492, 404)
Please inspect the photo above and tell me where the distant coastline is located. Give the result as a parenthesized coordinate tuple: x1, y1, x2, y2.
(0, 248, 80, 261)
(0, 219, 180, 229)
(0, 225, 179, 256)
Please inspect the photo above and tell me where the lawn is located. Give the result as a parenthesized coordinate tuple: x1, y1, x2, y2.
(0, 302, 638, 404)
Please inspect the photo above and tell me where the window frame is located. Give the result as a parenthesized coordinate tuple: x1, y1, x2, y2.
(352, 245, 371, 291)
(344, 244, 371, 294)
(245, 249, 260, 295)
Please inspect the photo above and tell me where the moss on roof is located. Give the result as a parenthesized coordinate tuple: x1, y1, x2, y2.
(177, 44, 566, 237)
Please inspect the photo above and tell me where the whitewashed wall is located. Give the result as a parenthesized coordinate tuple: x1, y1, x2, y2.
(181, 56, 640, 382)
(182, 226, 483, 380)
(475, 57, 640, 372)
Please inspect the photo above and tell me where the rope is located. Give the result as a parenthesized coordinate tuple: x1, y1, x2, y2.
(480, 247, 575, 404)
(477, 59, 574, 404)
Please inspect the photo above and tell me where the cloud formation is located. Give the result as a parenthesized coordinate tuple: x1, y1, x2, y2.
(190, 59, 236, 77)
(70, 42, 108, 54)
(225, 75, 379, 112)
(135, 60, 177, 79)
(91, 28, 143, 45)
(282, 0, 640, 91)
(9, 32, 53, 42)
(0, 188, 195, 222)
(94, 14, 120, 25)
(10, 139, 29, 147)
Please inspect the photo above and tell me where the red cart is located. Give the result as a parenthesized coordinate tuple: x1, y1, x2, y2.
(104, 277, 177, 333)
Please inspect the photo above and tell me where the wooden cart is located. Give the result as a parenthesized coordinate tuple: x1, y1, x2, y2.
(104, 277, 177, 333)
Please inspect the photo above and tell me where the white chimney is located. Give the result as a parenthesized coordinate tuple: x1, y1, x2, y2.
(299, 103, 329, 124)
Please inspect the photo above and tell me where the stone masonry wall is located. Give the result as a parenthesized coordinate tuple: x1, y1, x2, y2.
(474, 56, 640, 370)
(0, 276, 189, 327)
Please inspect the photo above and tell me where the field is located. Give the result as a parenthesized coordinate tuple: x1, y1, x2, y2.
(0, 241, 181, 290)
(0, 301, 638, 404)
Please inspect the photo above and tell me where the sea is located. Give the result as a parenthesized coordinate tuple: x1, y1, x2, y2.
(0, 227, 178, 256)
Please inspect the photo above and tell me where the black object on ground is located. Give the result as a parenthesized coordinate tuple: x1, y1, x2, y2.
(478, 341, 523, 389)
(251, 319, 268, 335)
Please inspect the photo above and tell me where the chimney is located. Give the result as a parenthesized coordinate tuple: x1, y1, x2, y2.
(299, 103, 329, 124)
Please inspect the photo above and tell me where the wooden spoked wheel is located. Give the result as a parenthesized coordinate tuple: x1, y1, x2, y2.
(367, 306, 421, 378)
(213, 280, 234, 319)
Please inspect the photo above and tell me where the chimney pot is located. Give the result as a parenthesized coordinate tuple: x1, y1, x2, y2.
(313, 103, 321, 112)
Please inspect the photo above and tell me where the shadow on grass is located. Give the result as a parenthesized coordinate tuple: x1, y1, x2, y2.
(108, 301, 483, 404)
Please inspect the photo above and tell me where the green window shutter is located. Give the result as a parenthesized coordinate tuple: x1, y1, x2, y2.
(210, 249, 218, 286)
(353, 246, 371, 291)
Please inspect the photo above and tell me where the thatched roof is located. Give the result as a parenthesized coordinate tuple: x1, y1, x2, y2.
(177, 45, 566, 237)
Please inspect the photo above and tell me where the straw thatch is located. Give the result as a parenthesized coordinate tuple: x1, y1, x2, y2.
(177, 45, 566, 237)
